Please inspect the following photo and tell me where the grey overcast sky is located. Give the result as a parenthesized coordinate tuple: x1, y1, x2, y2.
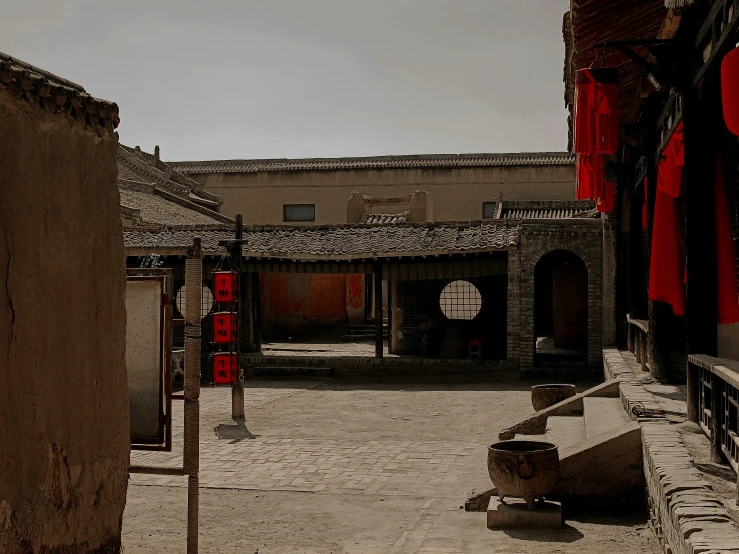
(2, 0, 571, 160)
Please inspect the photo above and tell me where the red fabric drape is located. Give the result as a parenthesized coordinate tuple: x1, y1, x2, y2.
(648, 125, 685, 316)
(715, 152, 739, 324)
(574, 69, 618, 155)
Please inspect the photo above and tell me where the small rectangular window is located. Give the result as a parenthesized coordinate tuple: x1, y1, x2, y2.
(482, 202, 497, 219)
(283, 204, 315, 222)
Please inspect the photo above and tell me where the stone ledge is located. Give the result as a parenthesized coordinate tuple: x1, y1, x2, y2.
(603, 348, 739, 554)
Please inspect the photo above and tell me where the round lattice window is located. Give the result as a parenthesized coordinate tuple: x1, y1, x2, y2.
(439, 280, 481, 320)
(175, 284, 214, 319)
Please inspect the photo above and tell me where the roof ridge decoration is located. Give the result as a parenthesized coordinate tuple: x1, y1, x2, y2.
(0, 51, 119, 130)
(168, 152, 576, 175)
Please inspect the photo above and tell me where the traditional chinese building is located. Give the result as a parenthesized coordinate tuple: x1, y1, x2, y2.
(562, 0, 739, 532)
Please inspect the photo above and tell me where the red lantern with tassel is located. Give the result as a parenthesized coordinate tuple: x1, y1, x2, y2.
(212, 312, 238, 344)
(722, 46, 739, 136)
(213, 352, 239, 385)
(574, 68, 619, 155)
(213, 270, 238, 303)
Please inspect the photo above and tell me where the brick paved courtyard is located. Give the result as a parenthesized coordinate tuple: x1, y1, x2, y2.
(123, 380, 661, 553)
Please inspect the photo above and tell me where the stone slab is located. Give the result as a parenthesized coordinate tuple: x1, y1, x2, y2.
(487, 498, 562, 529)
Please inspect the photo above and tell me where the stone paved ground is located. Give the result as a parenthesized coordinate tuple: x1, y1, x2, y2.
(123, 379, 661, 553)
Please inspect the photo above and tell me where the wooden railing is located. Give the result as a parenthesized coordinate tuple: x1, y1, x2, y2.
(688, 355, 739, 479)
(627, 315, 649, 372)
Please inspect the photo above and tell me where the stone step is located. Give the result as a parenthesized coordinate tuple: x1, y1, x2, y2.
(583, 396, 632, 439)
(544, 416, 586, 449)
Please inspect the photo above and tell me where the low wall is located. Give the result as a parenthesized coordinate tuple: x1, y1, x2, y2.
(242, 355, 516, 381)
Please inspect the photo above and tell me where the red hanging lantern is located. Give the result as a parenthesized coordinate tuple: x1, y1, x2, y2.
(213, 270, 238, 303)
(574, 68, 619, 155)
(212, 312, 238, 344)
(213, 352, 239, 385)
(722, 47, 739, 136)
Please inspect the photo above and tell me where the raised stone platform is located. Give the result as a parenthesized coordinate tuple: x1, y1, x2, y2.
(603, 348, 739, 554)
(487, 499, 562, 529)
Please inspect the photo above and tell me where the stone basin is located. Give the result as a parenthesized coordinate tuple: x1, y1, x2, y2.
(487, 440, 559, 510)
(531, 384, 577, 411)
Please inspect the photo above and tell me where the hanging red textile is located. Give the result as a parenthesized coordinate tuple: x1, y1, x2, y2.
(648, 126, 685, 316)
(598, 180, 615, 213)
(721, 46, 739, 136)
(714, 151, 739, 324)
(574, 68, 619, 155)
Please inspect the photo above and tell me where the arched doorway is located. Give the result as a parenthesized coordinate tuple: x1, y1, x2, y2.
(534, 250, 588, 365)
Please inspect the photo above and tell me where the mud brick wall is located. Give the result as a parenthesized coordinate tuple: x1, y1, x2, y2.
(0, 87, 129, 552)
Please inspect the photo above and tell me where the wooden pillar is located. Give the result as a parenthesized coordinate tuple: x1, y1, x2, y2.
(375, 265, 383, 358)
(684, 85, 718, 364)
(643, 98, 670, 381)
(387, 272, 393, 354)
(687, 361, 700, 423)
(710, 372, 724, 463)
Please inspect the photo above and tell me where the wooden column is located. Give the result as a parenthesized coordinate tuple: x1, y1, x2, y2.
(374, 265, 383, 358)
(684, 85, 718, 364)
(387, 272, 393, 355)
(710, 372, 724, 463)
(643, 99, 670, 380)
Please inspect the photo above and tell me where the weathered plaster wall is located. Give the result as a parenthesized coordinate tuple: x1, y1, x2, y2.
(0, 89, 129, 553)
(191, 165, 576, 223)
(259, 273, 354, 338)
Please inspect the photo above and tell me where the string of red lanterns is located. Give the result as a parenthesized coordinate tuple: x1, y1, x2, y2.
(212, 269, 240, 385)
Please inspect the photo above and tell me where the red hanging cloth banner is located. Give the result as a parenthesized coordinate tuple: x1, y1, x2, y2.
(574, 68, 619, 155)
(714, 152, 739, 324)
(721, 46, 739, 136)
(648, 125, 685, 316)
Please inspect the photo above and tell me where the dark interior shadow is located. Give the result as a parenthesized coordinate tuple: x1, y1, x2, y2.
(501, 523, 584, 542)
(695, 461, 738, 483)
(214, 420, 259, 444)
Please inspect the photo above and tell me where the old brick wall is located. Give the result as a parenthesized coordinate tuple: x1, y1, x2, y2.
(0, 89, 129, 552)
(518, 220, 604, 369)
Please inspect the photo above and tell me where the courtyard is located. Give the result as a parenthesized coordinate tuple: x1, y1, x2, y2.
(124, 379, 660, 553)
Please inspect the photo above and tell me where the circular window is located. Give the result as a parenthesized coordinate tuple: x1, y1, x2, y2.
(175, 284, 214, 319)
(440, 280, 481, 320)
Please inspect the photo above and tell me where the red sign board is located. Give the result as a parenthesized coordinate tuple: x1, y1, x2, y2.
(213, 271, 238, 303)
(212, 312, 238, 344)
(213, 352, 238, 384)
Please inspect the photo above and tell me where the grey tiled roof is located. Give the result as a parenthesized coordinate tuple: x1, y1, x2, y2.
(495, 201, 598, 220)
(124, 222, 519, 259)
(119, 187, 227, 226)
(169, 152, 575, 174)
(359, 212, 408, 225)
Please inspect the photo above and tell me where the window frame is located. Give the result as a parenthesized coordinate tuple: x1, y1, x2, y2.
(283, 203, 316, 222)
(482, 202, 497, 219)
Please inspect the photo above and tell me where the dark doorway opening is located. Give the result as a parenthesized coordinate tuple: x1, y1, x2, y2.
(534, 250, 588, 366)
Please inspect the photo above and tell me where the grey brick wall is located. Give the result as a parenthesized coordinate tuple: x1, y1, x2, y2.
(517, 220, 604, 370)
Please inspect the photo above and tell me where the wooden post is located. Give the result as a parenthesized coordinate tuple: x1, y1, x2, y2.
(687, 361, 700, 423)
(387, 272, 393, 355)
(710, 372, 724, 463)
(184, 238, 202, 554)
(375, 265, 383, 358)
(230, 215, 245, 421)
(684, 84, 718, 366)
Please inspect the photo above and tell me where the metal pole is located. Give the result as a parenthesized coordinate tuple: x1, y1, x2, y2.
(184, 238, 202, 554)
(231, 215, 245, 420)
